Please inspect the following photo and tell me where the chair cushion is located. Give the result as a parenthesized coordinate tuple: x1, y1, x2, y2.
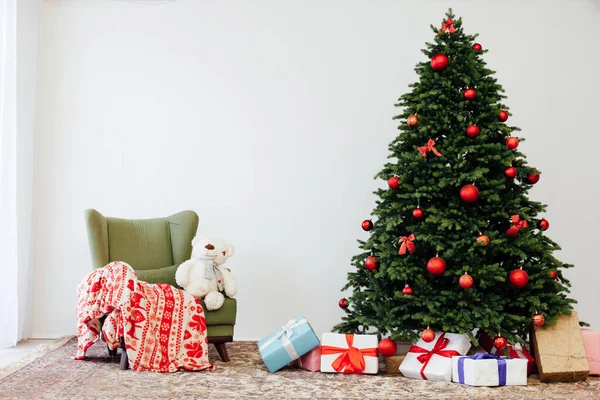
(207, 325, 234, 338)
(202, 298, 237, 326)
(135, 265, 178, 286)
(107, 217, 173, 270)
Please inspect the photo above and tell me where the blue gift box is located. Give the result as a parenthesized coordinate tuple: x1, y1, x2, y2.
(257, 316, 320, 373)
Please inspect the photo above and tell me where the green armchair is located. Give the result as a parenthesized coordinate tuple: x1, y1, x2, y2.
(84, 209, 236, 361)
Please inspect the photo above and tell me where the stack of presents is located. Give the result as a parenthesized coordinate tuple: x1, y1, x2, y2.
(258, 312, 599, 386)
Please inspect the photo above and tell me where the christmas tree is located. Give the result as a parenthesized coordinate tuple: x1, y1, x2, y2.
(334, 10, 576, 345)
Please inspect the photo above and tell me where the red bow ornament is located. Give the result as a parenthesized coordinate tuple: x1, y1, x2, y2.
(506, 214, 528, 237)
(321, 334, 378, 374)
(418, 139, 443, 158)
(407, 333, 461, 379)
(439, 18, 456, 34)
(398, 234, 416, 255)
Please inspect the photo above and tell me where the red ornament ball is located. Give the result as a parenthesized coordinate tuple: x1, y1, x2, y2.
(466, 125, 480, 138)
(476, 234, 489, 246)
(549, 270, 558, 280)
(509, 269, 529, 288)
(388, 176, 400, 190)
(473, 43, 482, 51)
(494, 336, 508, 350)
(427, 256, 446, 276)
(407, 115, 419, 127)
(459, 273, 474, 289)
(539, 218, 549, 231)
(532, 313, 545, 327)
(430, 54, 449, 71)
(378, 338, 398, 357)
(460, 184, 479, 203)
(526, 173, 540, 184)
(365, 256, 379, 271)
(504, 166, 517, 179)
(498, 110, 509, 122)
(506, 137, 519, 150)
(402, 284, 413, 296)
(338, 298, 349, 309)
(421, 328, 436, 343)
(464, 88, 477, 100)
(412, 208, 424, 219)
(362, 219, 373, 231)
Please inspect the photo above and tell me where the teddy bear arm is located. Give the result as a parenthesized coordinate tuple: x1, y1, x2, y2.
(221, 268, 237, 297)
(175, 259, 196, 288)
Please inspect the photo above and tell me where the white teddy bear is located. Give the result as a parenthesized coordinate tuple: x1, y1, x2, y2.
(175, 237, 237, 311)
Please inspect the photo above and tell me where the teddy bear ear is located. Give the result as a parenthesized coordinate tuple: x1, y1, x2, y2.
(227, 244, 235, 256)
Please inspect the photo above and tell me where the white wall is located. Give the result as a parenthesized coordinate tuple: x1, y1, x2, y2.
(32, 0, 600, 339)
(17, 0, 42, 341)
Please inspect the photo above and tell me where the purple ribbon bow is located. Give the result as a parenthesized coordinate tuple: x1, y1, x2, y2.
(458, 352, 507, 386)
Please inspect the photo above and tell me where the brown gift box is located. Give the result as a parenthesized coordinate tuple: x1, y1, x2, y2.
(531, 311, 589, 382)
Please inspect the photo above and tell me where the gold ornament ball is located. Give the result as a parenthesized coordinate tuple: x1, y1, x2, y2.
(407, 115, 419, 127)
(532, 313, 545, 327)
(476, 234, 489, 246)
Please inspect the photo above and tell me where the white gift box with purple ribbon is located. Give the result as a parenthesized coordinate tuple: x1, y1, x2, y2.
(452, 353, 528, 386)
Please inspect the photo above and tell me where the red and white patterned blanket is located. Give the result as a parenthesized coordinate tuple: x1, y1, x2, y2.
(75, 261, 213, 372)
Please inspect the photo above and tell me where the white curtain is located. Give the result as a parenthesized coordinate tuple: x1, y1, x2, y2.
(0, 0, 41, 348)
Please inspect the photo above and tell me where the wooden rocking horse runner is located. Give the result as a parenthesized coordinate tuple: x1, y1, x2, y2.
(75, 261, 213, 372)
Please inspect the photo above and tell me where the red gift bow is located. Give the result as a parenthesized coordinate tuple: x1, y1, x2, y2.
(398, 234, 416, 255)
(408, 332, 461, 379)
(439, 18, 456, 34)
(321, 334, 378, 374)
(418, 139, 442, 158)
(480, 333, 535, 375)
(506, 214, 528, 235)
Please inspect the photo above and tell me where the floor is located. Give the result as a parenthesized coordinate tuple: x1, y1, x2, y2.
(0, 339, 56, 369)
(0, 338, 598, 399)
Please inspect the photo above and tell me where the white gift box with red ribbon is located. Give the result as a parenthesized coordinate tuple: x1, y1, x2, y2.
(320, 333, 379, 374)
(400, 332, 471, 381)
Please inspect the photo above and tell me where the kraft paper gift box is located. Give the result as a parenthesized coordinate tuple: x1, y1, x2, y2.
(531, 312, 589, 382)
(452, 353, 528, 386)
(290, 345, 321, 372)
(399, 332, 471, 381)
(257, 316, 320, 373)
(479, 332, 535, 376)
(320, 333, 379, 374)
(581, 329, 600, 375)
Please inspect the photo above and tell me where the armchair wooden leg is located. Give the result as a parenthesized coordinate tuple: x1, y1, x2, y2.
(119, 337, 129, 370)
(215, 343, 230, 362)
(107, 345, 118, 357)
(209, 336, 233, 362)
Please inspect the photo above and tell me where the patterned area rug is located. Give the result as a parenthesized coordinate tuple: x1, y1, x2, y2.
(0, 338, 598, 399)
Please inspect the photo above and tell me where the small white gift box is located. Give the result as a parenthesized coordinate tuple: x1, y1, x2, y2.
(399, 332, 471, 381)
(320, 333, 379, 374)
(452, 353, 528, 386)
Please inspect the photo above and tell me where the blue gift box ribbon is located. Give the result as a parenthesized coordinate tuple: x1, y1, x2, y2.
(458, 352, 507, 386)
(258, 318, 307, 359)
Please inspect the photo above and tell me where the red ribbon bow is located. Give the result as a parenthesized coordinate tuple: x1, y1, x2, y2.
(506, 214, 528, 236)
(439, 18, 456, 34)
(418, 139, 442, 158)
(321, 334, 378, 374)
(398, 234, 416, 255)
(408, 332, 461, 379)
